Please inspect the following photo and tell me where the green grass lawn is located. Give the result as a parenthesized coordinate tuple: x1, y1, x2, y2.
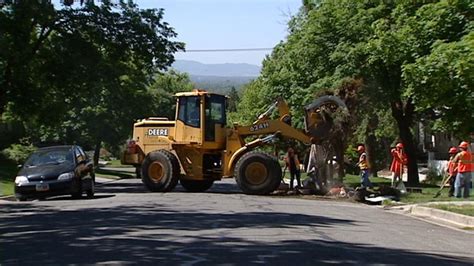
(344, 173, 473, 204)
(0, 178, 15, 196)
(104, 159, 131, 168)
(343, 174, 392, 188)
(95, 168, 135, 179)
(430, 204, 474, 217)
(400, 187, 474, 204)
(0, 161, 19, 196)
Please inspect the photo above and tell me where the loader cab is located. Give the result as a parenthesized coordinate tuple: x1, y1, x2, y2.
(174, 91, 227, 149)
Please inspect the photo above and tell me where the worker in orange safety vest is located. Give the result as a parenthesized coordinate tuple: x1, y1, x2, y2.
(356, 145, 372, 189)
(447, 147, 458, 197)
(453, 141, 472, 198)
(390, 143, 407, 187)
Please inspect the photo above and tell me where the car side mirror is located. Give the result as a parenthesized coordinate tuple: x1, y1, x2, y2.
(17, 164, 23, 169)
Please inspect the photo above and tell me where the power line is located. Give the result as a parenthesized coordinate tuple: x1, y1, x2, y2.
(178, 48, 273, 53)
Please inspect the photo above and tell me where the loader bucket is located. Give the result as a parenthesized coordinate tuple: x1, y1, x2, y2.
(304, 95, 348, 142)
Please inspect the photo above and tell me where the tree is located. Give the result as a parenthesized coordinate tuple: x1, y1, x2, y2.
(0, 1, 184, 165)
(237, 0, 473, 185)
(0, 1, 57, 116)
(227, 86, 240, 112)
(148, 70, 194, 119)
(359, 1, 473, 184)
(403, 32, 474, 137)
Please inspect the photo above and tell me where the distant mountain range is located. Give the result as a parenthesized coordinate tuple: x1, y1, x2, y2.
(189, 75, 255, 94)
(172, 60, 261, 77)
(171, 60, 260, 93)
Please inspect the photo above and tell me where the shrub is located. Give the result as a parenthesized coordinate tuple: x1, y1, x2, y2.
(423, 168, 444, 185)
(2, 143, 37, 163)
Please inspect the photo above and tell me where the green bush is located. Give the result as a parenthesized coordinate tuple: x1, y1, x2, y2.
(2, 143, 37, 163)
(423, 168, 443, 185)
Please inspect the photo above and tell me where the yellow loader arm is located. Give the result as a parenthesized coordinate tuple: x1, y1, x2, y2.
(223, 95, 347, 177)
(237, 95, 347, 143)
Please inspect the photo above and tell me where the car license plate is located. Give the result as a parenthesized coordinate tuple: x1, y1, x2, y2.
(36, 183, 49, 192)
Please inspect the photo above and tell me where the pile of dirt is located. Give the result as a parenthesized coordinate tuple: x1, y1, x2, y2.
(271, 181, 401, 204)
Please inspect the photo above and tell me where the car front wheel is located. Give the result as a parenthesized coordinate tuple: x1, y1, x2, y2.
(71, 178, 82, 199)
(16, 195, 27, 202)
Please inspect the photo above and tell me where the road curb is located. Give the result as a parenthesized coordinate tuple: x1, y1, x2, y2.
(410, 204, 474, 228)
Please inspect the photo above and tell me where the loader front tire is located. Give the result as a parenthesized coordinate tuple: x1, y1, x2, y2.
(180, 179, 214, 192)
(234, 151, 282, 195)
(141, 150, 180, 192)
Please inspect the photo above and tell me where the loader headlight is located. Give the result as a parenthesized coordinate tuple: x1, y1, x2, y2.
(15, 176, 29, 185)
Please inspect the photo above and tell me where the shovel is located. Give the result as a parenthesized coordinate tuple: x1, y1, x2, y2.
(433, 175, 452, 198)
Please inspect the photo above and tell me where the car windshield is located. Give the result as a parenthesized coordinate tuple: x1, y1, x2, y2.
(25, 149, 74, 167)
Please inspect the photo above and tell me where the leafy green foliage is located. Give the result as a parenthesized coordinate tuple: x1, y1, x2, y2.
(227, 86, 240, 112)
(0, 1, 184, 162)
(236, 0, 473, 184)
(2, 142, 36, 163)
(148, 70, 194, 119)
(404, 32, 474, 137)
(423, 168, 444, 185)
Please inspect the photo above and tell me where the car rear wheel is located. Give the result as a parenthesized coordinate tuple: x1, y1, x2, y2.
(141, 150, 180, 192)
(180, 179, 214, 192)
(86, 179, 95, 199)
(234, 151, 282, 195)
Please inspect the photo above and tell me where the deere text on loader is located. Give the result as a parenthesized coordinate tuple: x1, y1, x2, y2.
(122, 90, 346, 194)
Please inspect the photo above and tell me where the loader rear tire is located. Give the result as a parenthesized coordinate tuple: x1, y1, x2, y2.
(141, 150, 180, 192)
(180, 179, 214, 192)
(234, 151, 282, 195)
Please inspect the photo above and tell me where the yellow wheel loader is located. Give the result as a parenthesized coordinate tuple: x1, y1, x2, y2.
(121, 90, 346, 194)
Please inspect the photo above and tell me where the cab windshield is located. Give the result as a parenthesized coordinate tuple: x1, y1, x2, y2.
(25, 149, 74, 167)
(177, 96, 201, 127)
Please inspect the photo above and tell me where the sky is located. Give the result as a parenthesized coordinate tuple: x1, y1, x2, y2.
(134, 0, 302, 66)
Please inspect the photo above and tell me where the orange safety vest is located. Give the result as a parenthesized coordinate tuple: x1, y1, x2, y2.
(457, 150, 473, 173)
(359, 152, 369, 170)
(390, 149, 407, 174)
(447, 156, 457, 176)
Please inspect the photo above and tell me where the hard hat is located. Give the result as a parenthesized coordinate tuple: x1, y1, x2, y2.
(448, 147, 457, 154)
(459, 141, 469, 149)
(357, 145, 365, 152)
(396, 143, 404, 149)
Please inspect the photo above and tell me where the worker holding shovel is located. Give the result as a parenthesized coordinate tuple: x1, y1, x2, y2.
(435, 147, 459, 198)
(390, 143, 407, 187)
(447, 147, 458, 197)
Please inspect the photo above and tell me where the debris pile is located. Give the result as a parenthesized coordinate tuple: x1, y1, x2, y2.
(272, 181, 401, 205)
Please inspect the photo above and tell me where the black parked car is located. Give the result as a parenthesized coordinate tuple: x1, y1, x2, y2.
(14, 145, 95, 201)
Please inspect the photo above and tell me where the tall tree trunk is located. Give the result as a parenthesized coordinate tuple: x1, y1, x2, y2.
(366, 134, 378, 177)
(334, 142, 345, 180)
(391, 99, 419, 185)
(93, 141, 101, 167)
(0, 62, 12, 116)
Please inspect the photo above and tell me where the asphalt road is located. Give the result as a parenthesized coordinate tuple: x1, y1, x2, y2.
(1, 177, 473, 265)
